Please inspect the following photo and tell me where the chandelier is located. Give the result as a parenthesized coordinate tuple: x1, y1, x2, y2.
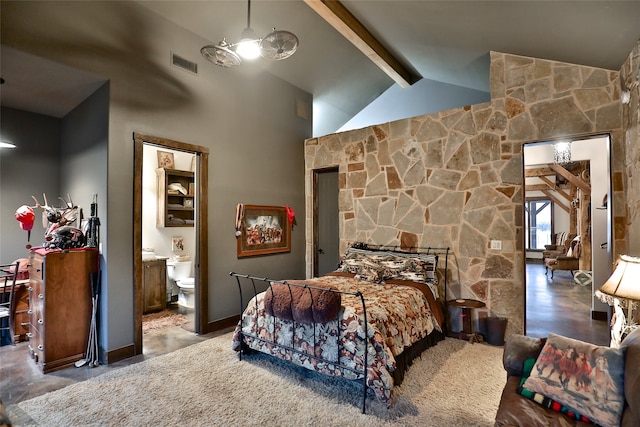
(553, 141, 571, 165)
(201, 0, 299, 68)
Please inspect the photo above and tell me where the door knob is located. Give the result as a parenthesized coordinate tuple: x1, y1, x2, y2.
(317, 248, 325, 254)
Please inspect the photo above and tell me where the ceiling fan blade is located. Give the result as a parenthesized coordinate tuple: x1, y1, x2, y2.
(260, 29, 298, 61)
(201, 40, 241, 67)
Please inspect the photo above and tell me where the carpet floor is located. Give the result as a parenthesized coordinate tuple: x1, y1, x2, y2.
(10, 333, 505, 426)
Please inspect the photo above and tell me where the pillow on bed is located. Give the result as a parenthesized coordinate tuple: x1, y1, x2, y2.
(263, 282, 295, 321)
(264, 282, 342, 324)
(383, 253, 436, 280)
(336, 247, 390, 274)
(378, 258, 412, 280)
(354, 259, 385, 283)
(335, 257, 362, 274)
(522, 333, 626, 427)
(295, 285, 342, 324)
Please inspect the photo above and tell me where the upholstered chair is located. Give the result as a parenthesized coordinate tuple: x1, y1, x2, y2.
(544, 239, 581, 278)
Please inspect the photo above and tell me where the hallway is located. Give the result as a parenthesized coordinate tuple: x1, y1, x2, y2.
(525, 260, 609, 346)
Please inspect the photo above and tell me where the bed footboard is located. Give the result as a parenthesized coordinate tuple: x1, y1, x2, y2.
(230, 272, 370, 413)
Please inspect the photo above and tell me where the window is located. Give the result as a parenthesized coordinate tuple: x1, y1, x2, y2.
(525, 199, 552, 250)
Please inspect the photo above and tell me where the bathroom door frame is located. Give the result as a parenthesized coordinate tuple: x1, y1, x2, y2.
(133, 132, 209, 355)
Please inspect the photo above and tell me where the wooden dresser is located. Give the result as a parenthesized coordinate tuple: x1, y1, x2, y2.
(27, 248, 99, 373)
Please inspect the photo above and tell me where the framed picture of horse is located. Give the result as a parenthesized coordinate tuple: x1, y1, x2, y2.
(237, 205, 291, 258)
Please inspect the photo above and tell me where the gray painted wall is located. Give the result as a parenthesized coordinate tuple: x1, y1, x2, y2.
(2, 1, 311, 354)
(0, 107, 61, 262)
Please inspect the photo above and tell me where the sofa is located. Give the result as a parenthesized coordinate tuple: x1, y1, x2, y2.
(495, 328, 640, 427)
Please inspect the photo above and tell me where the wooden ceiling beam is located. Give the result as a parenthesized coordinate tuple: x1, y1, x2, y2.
(524, 166, 556, 177)
(541, 190, 570, 213)
(538, 176, 573, 201)
(550, 164, 591, 194)
(525, 183, 573, 202)
(304, 0, 419, 88)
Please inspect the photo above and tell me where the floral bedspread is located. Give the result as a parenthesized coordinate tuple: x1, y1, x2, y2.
(231, 275, 442, 405)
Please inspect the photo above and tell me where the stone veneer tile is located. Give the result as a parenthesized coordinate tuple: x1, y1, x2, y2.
(385, 166, 403, 189)
(347, 162, 364, 172)
(400, 232, 418, 250)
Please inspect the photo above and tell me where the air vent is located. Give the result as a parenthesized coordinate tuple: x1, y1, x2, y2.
(171, 52, 198, 75)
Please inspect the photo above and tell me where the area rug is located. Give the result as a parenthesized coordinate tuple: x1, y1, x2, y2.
(11, 334, 505, 426)
(142, 309, 189, 334)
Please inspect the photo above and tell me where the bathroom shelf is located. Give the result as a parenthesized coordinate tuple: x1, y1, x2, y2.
(156, 168, 195, 227)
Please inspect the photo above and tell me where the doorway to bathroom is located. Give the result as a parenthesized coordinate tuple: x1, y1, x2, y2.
(133, 133, 209, 355)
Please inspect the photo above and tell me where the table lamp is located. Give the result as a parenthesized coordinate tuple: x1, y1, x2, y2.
(596, 255, 640, 347)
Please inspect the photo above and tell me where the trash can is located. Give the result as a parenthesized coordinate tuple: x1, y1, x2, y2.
(484, 316, 507, 346)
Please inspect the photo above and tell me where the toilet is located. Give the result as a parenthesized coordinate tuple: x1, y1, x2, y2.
(166, 260, 195, 313)
(176, 277, 195, 312)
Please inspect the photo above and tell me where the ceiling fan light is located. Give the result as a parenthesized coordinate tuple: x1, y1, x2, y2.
(236, 28, 261, 60)
(0, 140, 17, 149)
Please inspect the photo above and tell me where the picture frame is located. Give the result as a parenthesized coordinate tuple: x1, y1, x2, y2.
(237, 205, 291, 258)
(171, 236, 184, 252)
(184, 199, 194, 208)
(157, 150, 175, 169)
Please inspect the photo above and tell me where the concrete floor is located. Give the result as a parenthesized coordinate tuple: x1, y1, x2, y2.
(0, 321, 229, 408)
(525, 260, 610, 346)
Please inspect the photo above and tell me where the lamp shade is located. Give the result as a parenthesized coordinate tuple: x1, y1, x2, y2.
(596, 255, 640, 307)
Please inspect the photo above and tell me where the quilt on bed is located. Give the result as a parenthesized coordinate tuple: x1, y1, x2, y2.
(231, 274, 443, 405)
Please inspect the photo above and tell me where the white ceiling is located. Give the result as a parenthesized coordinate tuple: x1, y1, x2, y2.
(2, 1, 639, 135)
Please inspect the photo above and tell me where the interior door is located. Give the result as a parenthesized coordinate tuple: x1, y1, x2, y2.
(315, 169, 340, 276)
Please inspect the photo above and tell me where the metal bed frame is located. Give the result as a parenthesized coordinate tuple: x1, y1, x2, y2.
(231, 272, 370, 412)
(230, 244, 450, 414)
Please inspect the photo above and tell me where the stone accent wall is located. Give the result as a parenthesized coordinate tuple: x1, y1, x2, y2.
(305, 51, 625, 336)
(621, 41, 640, 255)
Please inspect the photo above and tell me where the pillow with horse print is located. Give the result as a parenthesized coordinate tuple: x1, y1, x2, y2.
(523, 333, 626, 427)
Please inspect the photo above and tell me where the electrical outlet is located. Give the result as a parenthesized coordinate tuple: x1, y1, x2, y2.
(490, 240, 502, 250)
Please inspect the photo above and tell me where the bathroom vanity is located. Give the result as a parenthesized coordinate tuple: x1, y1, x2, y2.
(27, 248, 99, 373)
(143, 259, 167, 314)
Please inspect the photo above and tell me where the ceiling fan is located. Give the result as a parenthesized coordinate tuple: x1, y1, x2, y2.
(201, 0, 298, 68)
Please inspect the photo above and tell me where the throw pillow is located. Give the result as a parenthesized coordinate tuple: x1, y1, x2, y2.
(523, 333, 626, 427)
(354, 260, 384, 283)
(518, 357, 593, 423)
(573, 270, 593, 287)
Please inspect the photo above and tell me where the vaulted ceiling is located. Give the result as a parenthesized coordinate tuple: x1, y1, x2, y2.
(2, 1, 639, 136)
